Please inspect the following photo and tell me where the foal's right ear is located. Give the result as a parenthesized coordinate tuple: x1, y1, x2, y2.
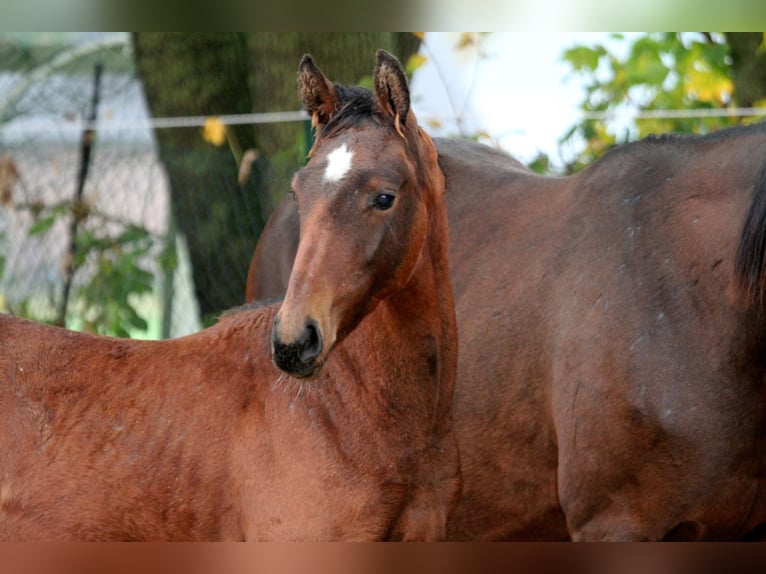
(298, 54, 339, 131)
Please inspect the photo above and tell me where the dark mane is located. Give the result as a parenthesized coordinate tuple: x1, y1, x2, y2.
(219, 297, 281, 318)
(320, 84, 382, 138)
(645, 121, 766, 144)
(596, 120, 766, 163)
(735, 157, 766, 307)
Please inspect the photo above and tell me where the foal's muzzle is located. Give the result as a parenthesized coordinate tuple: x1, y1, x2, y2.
(271, 317, 324, 378)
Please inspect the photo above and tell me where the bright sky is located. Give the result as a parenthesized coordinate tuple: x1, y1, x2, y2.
(410, 32, 617, 168)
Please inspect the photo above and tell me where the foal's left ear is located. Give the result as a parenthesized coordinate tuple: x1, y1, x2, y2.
(298, 54, 339, 130)
(373, 50, 410, 134)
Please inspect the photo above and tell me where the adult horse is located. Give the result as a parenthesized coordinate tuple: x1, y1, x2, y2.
(0, 50, 459, 541)
(247, 101, 766, 539)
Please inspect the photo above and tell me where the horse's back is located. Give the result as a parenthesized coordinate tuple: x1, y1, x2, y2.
(0, 313, 268, 540)
(546, 125, 766, 539)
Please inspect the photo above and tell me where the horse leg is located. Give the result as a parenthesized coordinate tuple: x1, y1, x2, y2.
(566, 506, 705, 541)
(389, 440, 461, 541)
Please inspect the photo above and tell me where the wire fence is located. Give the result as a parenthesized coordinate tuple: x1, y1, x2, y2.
(0, 123, 203, 339)
(0, 53, 314, 340)
(3, 35, 766, 340)
(0, 65, 205, 339)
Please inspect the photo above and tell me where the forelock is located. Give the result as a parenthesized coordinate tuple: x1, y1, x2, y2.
(320, 84, 382, 138)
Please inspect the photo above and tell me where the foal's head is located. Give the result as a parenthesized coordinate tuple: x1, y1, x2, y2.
(271, 50, 444, 378)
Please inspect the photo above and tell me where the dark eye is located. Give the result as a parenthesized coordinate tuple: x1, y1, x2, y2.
(372, 193, 396, 211)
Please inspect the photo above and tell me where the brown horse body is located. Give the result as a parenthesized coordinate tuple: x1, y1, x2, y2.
(0, 51, 459, 541)
(247, 121, 766, 540)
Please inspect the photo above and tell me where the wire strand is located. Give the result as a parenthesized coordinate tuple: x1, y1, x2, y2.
(2, 107, 766, 137)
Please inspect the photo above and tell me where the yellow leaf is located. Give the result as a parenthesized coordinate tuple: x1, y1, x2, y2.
(202, 116, 227, 146)
(425, 117, 443, 129)
(406, 53, 427, 75)
(412, 32, 425, 40)
(684, 66, 733, 105)
(456, 33, 476, 50)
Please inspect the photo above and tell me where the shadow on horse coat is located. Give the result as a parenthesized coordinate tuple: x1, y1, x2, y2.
(247, 114, 766, 539)
(0, 51, 460, 541)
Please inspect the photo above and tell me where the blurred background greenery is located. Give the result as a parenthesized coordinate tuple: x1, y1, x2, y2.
(0, 32, 764, 338)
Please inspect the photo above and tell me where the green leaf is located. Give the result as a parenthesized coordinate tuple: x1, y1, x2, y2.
(558, 124, 579, 146)
(562, 46, 604, 72)
(624, 37, 668, 87)
(75, 229, 98, 253)
(122, 304, 149, 331)
(406, 53, 427, 76)
(116, 225, 151, 245)
(27, 214, 57, 236)
(558, 32, 734, 171)
(158, 241, 178, 273)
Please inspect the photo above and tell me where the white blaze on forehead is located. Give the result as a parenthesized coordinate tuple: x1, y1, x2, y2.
(323, 142, 353, 182)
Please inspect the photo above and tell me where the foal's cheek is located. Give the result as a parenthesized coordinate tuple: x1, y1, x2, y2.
(362, 220, 394, 267)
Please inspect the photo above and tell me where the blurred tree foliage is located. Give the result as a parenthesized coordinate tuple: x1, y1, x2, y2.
(726, 33, 766, 107)
(132, 33, 421, 321)
(558, 32, 766, 173)
(132, 33, 258, 323)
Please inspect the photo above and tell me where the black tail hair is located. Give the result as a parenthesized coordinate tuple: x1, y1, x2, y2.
(735, 160, 766, 307)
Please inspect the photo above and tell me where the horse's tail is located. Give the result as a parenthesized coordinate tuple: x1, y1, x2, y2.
(735, 159, 766, 307)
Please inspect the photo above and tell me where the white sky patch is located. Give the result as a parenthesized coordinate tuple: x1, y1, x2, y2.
(323, 143, 354, 182)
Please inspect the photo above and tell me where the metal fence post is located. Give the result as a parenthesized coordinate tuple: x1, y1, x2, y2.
(160, 210, 176, 340)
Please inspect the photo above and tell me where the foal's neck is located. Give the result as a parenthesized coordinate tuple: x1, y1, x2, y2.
(371, 183, 456, 440)
(387, 198, 452, 331)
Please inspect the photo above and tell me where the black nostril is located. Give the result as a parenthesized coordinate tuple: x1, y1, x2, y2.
(299, 320, 322, 364)
(271, 318, 324, 378)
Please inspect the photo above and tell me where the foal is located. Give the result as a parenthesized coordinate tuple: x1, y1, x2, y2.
(0, 50, 459, 541)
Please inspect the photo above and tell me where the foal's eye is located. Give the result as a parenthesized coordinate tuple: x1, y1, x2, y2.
(372, 193, 396, 211)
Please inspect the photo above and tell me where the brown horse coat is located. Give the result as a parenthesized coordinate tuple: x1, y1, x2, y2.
(246, 121, 766, 540)
(0, 51, 460, 541)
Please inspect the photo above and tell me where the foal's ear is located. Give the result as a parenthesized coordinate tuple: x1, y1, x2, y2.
(298, 54, 339, 129)
(373, 50, 410, 134)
